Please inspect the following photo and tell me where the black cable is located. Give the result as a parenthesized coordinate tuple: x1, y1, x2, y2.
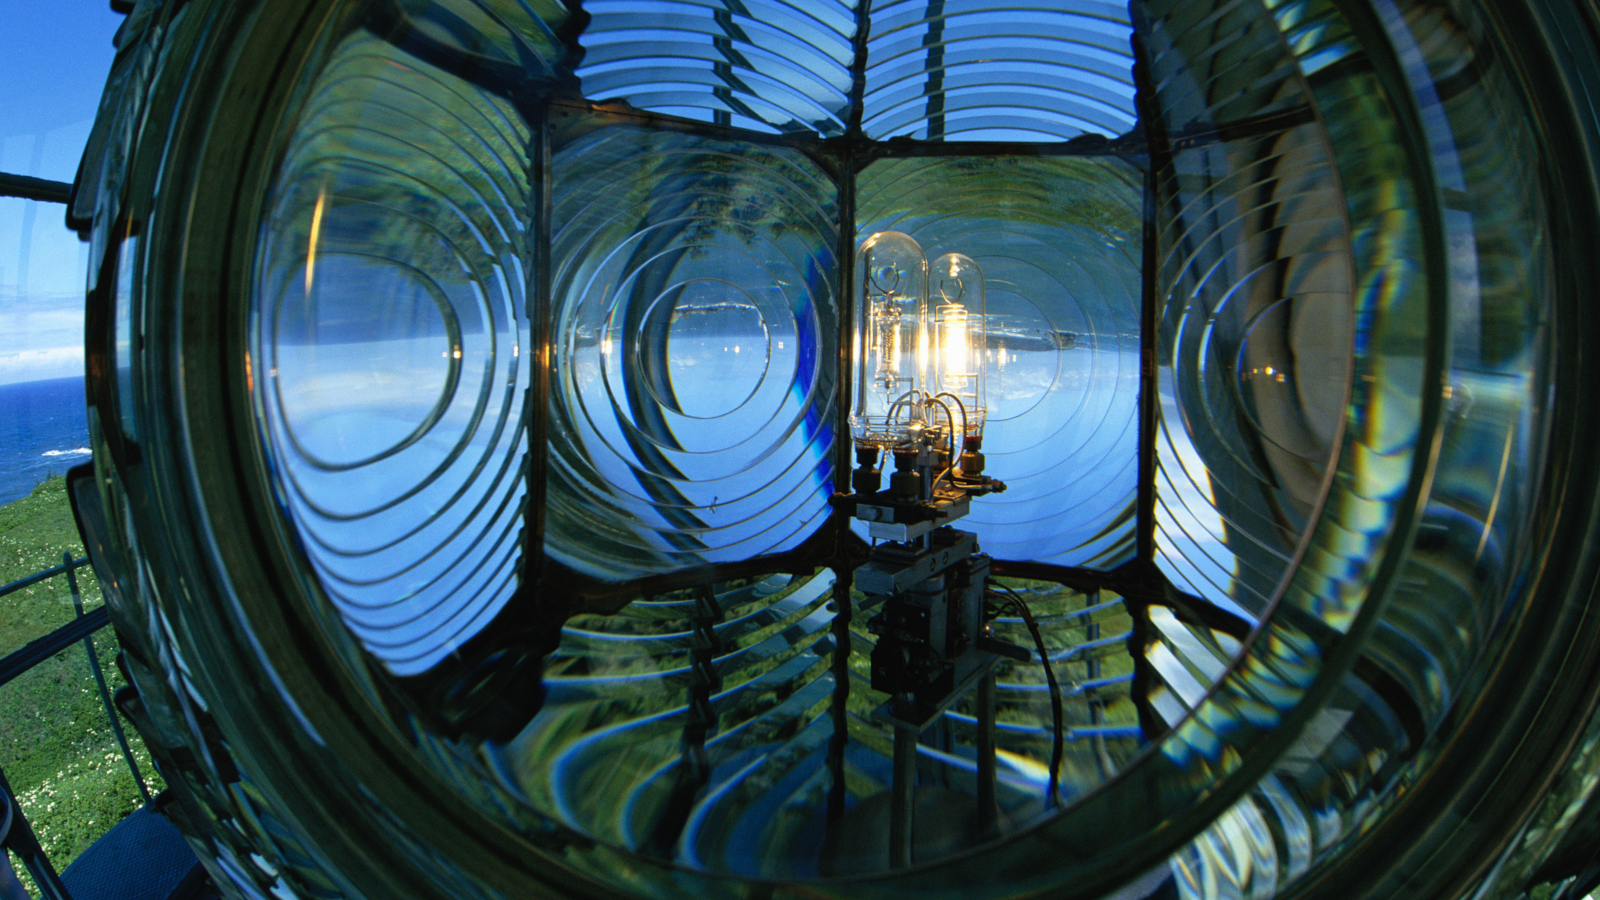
(989, 583, 1064, 808)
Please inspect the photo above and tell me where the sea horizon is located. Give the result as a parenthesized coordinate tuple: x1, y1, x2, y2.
(0, 374, 90, 507)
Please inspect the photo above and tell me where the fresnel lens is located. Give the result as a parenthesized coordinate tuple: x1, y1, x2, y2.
(65, 1, 1600, 899)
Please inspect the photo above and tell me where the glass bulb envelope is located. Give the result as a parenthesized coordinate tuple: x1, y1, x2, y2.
(64, 1, 1600, 899)
(852, 229, 928, 449)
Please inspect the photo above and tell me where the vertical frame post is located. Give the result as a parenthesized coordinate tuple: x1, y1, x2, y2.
(524, 103, 554, 600)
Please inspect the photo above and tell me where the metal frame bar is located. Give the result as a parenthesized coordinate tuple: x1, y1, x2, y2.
(524, 102, 554, 599)
(824, 0, 878, 826)
(0, 173, 70, 204)
(0, 558, 87, 602)
(0, 606, 107, 689)
(923, 0, 947, 141)
(1132, 31, 1171, 567)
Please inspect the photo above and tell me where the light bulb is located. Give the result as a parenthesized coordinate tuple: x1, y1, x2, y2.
(930, 252, 986, 448)
(851, 231, 928, 449)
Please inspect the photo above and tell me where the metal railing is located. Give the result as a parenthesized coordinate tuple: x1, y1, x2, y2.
(0, 552, 152, 900)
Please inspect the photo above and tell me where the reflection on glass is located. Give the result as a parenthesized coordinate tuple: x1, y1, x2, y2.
(253, 30, 531, 675)
(544, 125, 839, 582)
(516, 571, 839, 876)
(1134, 0, 1562, 895)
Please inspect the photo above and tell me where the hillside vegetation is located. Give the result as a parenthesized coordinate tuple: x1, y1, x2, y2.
(0, 476, 161, 868)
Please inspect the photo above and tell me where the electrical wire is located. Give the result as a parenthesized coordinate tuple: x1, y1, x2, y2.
(885, 389, 923, 433)
(934, 391, 969, 446)
(927, 394, 959, 494)
(989, 582, 1064, 808)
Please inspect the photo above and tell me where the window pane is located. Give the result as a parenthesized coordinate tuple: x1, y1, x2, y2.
(0, 3, 122, 184)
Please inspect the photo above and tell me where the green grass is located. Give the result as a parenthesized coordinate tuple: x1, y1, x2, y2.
(0, 476, 163, 869)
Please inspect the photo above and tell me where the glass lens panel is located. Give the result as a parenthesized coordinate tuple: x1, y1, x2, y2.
(253, 27, 533, 676)
(576, 0, 859, 136)
(857, 155, 1142, 568)
(545, 122, 840, 580)
(864, 0, 1138, 141)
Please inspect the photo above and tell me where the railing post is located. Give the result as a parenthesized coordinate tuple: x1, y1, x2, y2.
(64, 552, 150, 803)
(0, 768, 74, 900)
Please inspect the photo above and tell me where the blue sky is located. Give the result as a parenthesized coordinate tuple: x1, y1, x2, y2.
(1, 1, 123, 180)
(1, 1, 123, 385)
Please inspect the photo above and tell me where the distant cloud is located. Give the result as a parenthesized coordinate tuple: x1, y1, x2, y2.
(0, 345, 83, 385)
(0, 290, 85, 385)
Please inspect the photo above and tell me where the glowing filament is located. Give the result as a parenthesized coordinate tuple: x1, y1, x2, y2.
(940, 304, 968, 390)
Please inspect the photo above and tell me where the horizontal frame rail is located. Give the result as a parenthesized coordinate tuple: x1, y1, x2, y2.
(0, 558, 88, 601)
(0, 172, 71, 204)
(0, 552, 105, 690)
(0, 606, 110, 689)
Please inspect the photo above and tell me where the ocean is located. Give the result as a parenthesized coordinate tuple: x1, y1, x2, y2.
(0, 376, 91, 507)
